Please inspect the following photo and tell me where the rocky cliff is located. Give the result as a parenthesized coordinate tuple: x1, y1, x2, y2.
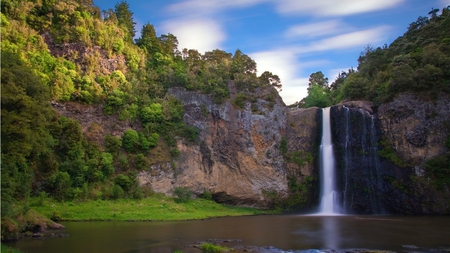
(137, 83, 321, 208)
(331, 93, 450, 214)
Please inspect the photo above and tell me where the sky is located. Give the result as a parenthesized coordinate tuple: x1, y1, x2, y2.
(94, 0, 450, 105)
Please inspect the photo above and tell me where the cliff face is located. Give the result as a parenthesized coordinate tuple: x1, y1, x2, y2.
(378, 93, 450, 168)
(136, 83, 322, 207)
(331, 94, 450, 214)
(140, 83, 288, 207)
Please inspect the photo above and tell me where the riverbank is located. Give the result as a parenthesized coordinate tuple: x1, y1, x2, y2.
(30, 195, 275, 222)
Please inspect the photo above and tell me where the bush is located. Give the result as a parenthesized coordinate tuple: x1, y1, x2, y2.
(199, 243, 229, 253)
(115, 174, 133, 192)
(111, 185, 124, 200)
(122, 129, 139, 152)
(202, 190, 213, 200)
(172, 187, 192, 203)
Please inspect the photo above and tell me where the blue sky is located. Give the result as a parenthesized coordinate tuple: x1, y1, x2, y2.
(94, 0, 449, 105)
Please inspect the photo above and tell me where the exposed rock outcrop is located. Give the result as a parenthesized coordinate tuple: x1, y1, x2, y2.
(141, 84, 290, 207)
(331, 94, 450, 214)
(135, 83, 322, 208)
(378, 93, 450, 166)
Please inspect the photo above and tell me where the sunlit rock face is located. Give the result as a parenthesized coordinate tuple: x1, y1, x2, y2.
(140, 82, 290, 207)
(331, 94, 450, 214)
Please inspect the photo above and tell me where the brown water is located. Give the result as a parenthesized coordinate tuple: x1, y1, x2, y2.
(7, 215, 450, 253)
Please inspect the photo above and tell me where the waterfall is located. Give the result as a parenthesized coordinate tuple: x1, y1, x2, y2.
(337, 107, 386, 214)
(318, 107, 340, 215)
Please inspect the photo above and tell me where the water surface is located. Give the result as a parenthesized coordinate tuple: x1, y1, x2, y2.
(7, 215, 450, 252)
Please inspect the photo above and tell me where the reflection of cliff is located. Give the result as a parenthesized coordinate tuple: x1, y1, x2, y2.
(331, 93, 450, 214)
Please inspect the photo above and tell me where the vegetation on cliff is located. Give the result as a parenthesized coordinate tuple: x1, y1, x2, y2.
(296, 7, 450, 108)
(1, 0, 284, 240)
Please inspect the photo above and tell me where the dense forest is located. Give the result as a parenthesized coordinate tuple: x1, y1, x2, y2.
(1, 0, 450, 237)
(0, 0, 282, 220)
(296, 7, 450, 108)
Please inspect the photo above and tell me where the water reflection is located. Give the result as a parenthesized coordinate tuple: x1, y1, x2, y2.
(7, 215, 450, 253)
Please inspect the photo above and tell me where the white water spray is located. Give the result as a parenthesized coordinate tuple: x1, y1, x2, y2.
(318, 107, 340, 215)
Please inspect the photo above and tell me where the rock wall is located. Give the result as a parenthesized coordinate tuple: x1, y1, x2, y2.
(331, 93, 450, 214)
(139, 83, 289, 207)
(136, 83, 323, 208)
(378, 93, 450, 168)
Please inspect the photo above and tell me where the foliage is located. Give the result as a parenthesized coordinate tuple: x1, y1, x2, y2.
(378, 138, 409, 167)
(283, 176, 316, 209)
(199, 243, 229, 253)
(423, 153, 450, 190)
(202, 190, 213, 201)
(296, 7, 450, 107)
(122, 129, 140, 152)
(172, 187, 193, 203)
(279, 137, 288, 155)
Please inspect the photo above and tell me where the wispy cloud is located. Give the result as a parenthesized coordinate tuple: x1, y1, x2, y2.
(275, 0, 405, 16)
(293, 26, 391, 54)
(161, 18, 226, 53)
(284, 20, 350, 39)
(165, 0, 267, 17)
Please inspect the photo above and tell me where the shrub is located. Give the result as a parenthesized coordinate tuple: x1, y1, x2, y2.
(172, 187, 192, 203)
(111, 185, 124, 200)
(199, 243, 229, 253)
(202, 190, 213, 200)
(115, 174, 133, 192)
(122, 129, 139, 152)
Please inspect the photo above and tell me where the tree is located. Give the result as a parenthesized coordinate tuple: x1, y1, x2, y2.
(259, 71, 282, 91)
(135, 23, 160, 55)
(308, 71, 329, 88)
(140, 103, 163, 124)
(1, 51, 53, 204)
(159, 33, 180, 56)
(122, 129, 140, 152)
(302, 83, 331, 108)
(114, 1, 136, 42)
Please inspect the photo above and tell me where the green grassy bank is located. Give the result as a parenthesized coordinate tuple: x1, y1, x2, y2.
(30, 195, 273, 222)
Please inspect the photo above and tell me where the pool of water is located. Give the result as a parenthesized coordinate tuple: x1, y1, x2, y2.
(6, 215, 450, 252)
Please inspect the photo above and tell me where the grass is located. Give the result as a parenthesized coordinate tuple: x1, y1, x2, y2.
(1, 243, 24, 253)
(30, 195, 273, 221)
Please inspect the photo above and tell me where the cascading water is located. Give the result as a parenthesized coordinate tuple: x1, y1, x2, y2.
(336, 107, 386, 214)
(318, 107, 341, 215)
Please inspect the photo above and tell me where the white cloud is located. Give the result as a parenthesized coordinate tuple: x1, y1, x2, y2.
(275, 0, 405, 16)
(284, 20, 350, 39)
(250, 50, 309, 104)
(161, 18, 226, 53)
(440, 0, 450, 6)
(294, 26, 391, 54)
(166, 0, 268, 16)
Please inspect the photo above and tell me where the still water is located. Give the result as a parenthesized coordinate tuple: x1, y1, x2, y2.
(7, 215, 450, 253)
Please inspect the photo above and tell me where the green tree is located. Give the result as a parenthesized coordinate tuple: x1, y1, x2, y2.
(141, 103, 163, 124)
(114, 1, 136, 42)
(159, 33, 179, 56)
(308, 71, 329, 87)
(1, 51, 53, 205)
(135, 23, 160, 55)
(259, 71, 282, 91)
(122, 129, 140, 152)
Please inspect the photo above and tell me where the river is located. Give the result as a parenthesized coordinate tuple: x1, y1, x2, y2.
(6, 215, 450, 252)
